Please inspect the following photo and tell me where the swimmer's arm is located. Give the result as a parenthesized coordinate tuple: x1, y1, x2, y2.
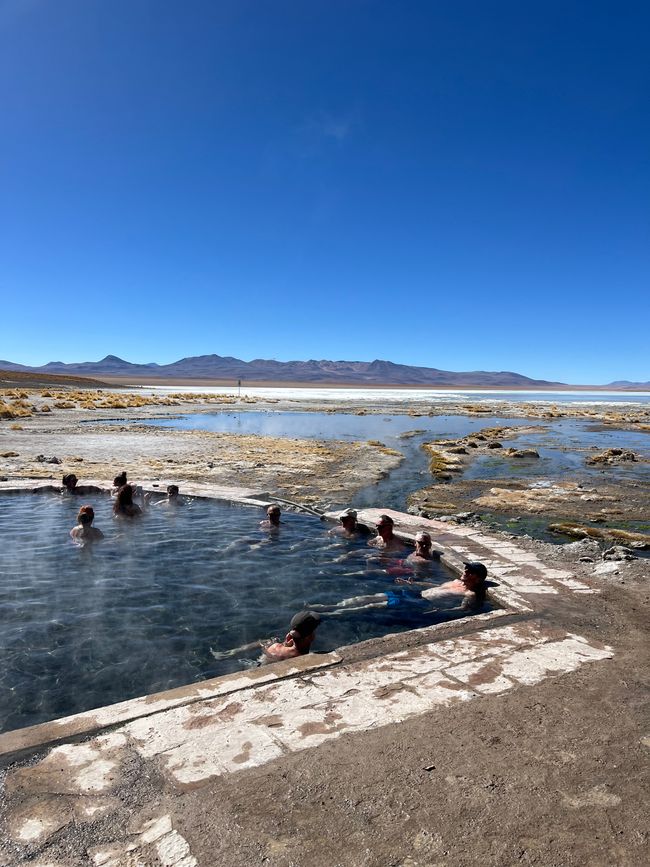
(210, 640, 267, 661)
(395, 577, 437, 587)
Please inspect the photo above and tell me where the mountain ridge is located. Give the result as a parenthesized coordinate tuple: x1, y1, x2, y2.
(0, 355, 647, 388)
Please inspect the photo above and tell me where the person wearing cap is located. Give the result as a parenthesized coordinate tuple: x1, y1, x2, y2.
(311, 562, 489, 616)
(260, 504, 282, 529)
(329, 508, 369, 538)
(368, 514, 406, 552)
(262, 611, 321, 661)
(210, 611, 322, 663)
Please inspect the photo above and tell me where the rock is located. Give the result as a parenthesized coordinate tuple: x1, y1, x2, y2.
(511, 449, 540, 459)
(587, 448, 638, 465)
(1, 451, 19, 458)
(447, 446, 468, 454)
(466, 441, 479, 448)
(603, 545, 637, 562)
(592, 561, 621, 575)
(487, 441, 503, 449)
(579, 557, 595, 563)
(630, 541, 650, 550)
(454, 511, 476, 522)
(47, 456, 62, 464)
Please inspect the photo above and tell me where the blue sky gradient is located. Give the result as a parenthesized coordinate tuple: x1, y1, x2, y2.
(1, 1, 648, 382)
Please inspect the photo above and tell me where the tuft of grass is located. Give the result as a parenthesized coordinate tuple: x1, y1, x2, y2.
(0, 401, 32, 419)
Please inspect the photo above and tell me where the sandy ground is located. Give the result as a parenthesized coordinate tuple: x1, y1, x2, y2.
(0, 389, 649, 865)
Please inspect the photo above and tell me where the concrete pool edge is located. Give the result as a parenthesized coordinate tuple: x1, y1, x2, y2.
(0, 652, 343, 765)
(0, 486, 598, 766)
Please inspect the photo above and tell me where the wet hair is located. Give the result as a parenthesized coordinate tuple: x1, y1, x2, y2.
(62, 473, 77, 488)
(415, 531, 432, 545)
(167, 485, 179, 496)
(113, 471, 127, 488)
(113, 484, 134, 514)
(377, 514, 393, 527)
(267, 504, 281, 515)
(77, 505, 94, 525)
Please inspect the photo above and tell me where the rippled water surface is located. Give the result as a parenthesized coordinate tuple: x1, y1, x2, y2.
(0, 494, 473, 733)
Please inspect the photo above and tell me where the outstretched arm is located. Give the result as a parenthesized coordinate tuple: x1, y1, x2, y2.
(210, 640, 267, 661)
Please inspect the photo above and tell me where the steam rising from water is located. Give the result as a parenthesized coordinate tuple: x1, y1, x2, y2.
(0, 494, 462, 733)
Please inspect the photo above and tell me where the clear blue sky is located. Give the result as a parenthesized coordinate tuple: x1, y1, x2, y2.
(1, 1, 648, 383)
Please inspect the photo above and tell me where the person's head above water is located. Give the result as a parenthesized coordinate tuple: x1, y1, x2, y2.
(415, 531, 432, 548)
(77, 505, 95, 525)
(289, 610, 321, 644)
(62, 473, 78, 491)
(167, 484, 179, 498)
(113, 471, 127, 488)
(339, 508, 358, 531)
(462, 561, 487, 590)
(267, 504, 281, 525)
(376, 514, 394, 539)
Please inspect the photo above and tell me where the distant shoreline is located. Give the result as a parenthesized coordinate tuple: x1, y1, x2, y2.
(100, 376, 650, 393)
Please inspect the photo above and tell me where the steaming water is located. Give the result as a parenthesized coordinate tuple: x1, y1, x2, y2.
(124, 411, 650, 512)
(0, 493, 477, 733)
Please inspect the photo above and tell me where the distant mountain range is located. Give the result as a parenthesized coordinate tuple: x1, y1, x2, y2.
(0, 355, 648, 389)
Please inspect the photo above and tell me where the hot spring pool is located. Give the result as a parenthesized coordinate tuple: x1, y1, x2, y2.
(0, 492, 484, 733)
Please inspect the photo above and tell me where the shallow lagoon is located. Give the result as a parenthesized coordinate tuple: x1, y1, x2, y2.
(128, 410, 650, 509)
(0, 493, 468, 733)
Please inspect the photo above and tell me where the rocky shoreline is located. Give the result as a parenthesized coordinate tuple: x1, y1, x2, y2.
(1, 387, 649, 542)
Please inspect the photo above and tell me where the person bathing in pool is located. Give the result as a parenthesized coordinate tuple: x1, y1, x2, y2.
(309, 562, 489, 616)
(147, 484, 184, 506)
(210, 611, 321, 663)
(61, 474, 103, 496)
(113, 484, 142, 519)
(367, 515, 407, 553)
(260, 504, 282, 530)
(70, 505, 104, 545)
(328, 508, 370, 538)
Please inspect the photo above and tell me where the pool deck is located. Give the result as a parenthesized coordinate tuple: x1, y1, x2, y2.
(0, 488, 646, 866)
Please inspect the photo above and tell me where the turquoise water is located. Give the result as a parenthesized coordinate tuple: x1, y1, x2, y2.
(0, 493, 473, 733)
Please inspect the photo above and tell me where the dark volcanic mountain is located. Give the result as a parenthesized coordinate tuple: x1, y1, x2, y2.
(0, 354, 567, 387)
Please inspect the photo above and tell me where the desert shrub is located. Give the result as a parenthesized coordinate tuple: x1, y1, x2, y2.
(0, 402, 32, 419)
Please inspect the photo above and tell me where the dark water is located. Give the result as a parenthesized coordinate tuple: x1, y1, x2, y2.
(0, 493, 476, 733)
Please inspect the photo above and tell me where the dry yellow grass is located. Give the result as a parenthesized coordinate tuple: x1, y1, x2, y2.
(0, 402, 32, 419)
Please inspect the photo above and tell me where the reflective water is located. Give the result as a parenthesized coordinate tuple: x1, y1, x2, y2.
(129, 411, 650, 511)
(0, 494, 472, 733)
